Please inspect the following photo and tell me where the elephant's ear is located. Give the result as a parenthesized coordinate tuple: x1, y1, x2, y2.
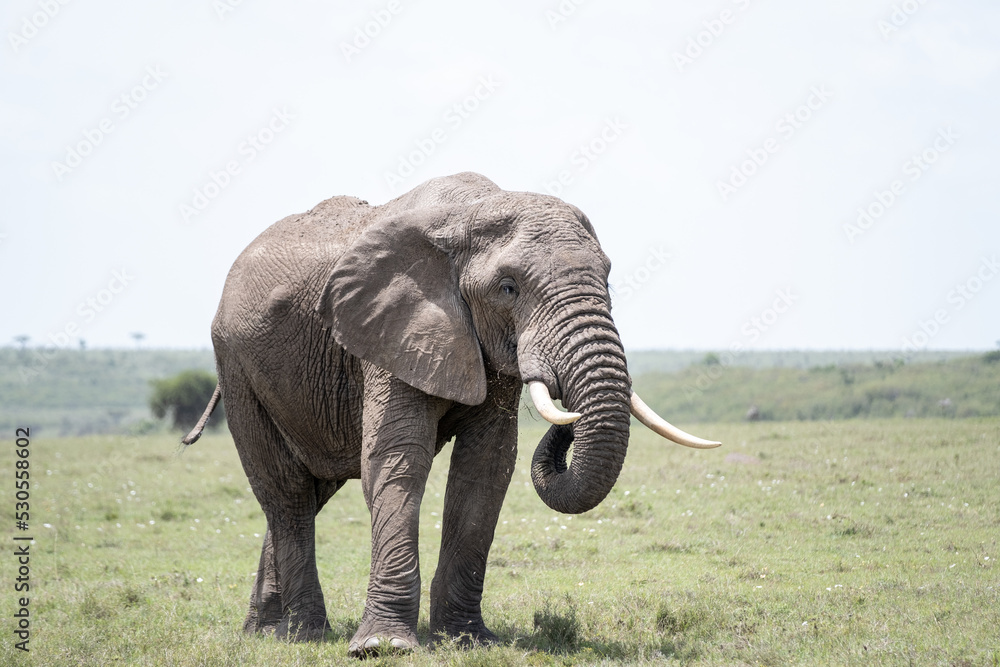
(317, 207, 487, 406)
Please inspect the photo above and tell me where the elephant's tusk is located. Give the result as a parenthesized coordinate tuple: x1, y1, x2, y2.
(630, 392, 722, 449)
(528, 381, 582, 425)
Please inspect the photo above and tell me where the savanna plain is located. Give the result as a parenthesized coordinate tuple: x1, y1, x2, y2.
(2, 418, 998, 666)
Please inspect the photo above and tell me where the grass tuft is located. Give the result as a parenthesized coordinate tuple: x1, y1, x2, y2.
(531, 598, 580, 652)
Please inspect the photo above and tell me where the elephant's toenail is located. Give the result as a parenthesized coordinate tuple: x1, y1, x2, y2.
(363, 637, 381, 650)
(390, 637, 412, 650)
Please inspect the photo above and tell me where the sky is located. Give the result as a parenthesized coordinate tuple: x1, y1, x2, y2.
(2, 0, 998, 354)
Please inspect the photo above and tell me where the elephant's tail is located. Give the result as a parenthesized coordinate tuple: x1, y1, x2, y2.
(181, 384, 222, 446)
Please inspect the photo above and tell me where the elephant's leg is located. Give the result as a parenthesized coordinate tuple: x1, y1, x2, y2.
(222, 365, 331, 641)
(245, 478, 344, 635)
(429, 383, 519, 644)
(244, 528, 282, 634)
(348, 367, 449, 657)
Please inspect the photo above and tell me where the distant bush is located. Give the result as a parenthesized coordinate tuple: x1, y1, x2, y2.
(149, 369, 223, 431)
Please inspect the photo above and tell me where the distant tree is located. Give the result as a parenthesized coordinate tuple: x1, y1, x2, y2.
(702, 352, 721, 366)
(14, 335, 29, 350)
(130, 332, 146, 348)
(149, 369, 223, 431)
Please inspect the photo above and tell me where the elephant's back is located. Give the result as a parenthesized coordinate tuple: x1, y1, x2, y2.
(213, 195, 373, 339)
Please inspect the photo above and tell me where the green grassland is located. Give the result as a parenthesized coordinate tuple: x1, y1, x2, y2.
(635, 353, 1000, 422)
(2, 419, 998, 665)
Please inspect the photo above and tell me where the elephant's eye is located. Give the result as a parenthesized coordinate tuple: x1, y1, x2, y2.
(499, 278, 519, 299)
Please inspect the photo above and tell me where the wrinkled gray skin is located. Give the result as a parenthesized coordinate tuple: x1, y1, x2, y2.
(201, 172, 632, 657)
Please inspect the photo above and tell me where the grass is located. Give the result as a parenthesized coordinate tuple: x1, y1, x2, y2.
(1, 419, 998, 665)
(635, 353, 1000, 421)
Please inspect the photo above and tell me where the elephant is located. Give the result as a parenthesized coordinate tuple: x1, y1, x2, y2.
(182, 172, 720, 657)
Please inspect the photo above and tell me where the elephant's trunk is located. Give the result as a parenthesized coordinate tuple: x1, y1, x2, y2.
(527, 320, 632, 515)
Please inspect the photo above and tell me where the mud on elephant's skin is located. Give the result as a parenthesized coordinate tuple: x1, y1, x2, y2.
(182, 172, 720, 657)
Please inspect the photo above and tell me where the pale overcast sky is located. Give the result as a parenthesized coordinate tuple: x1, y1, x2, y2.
(2, 0, 998, 353)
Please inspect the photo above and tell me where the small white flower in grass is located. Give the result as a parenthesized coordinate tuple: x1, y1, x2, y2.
(578, 582, 584, 586)
(190, 526, 196, 531)
(502, 520, 507, 524)
(196, 578, 204, 583)
(254, 533, 260, 538)
(43, 523, 52, 529)
(950, 564, 956, 568)
(624, 490, 630, 496)
(195, 519, 200, 523)
(985, 557, 991, 561)
(560, 525, 567, 530)
(149, 520, 155, 525)
(116, 523, 121, 528)
(545, 526, 550, 531)
(216, 529, 221, 533)
(802, 622, 808, 626)
(756, 586, 763, 589)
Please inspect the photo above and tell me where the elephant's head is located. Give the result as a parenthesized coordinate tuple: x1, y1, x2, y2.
(319, 173, 718, 514)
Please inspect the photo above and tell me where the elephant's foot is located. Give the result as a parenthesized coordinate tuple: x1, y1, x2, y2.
(431, 617, 500, 647)
(242, 615, 280, 636)
(348, 618, 418, 658)
(275, 613, 331, 642)
(243, 596, 284, 636)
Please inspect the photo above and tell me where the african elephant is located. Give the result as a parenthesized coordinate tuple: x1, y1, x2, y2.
(183, 172, 719, 657)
